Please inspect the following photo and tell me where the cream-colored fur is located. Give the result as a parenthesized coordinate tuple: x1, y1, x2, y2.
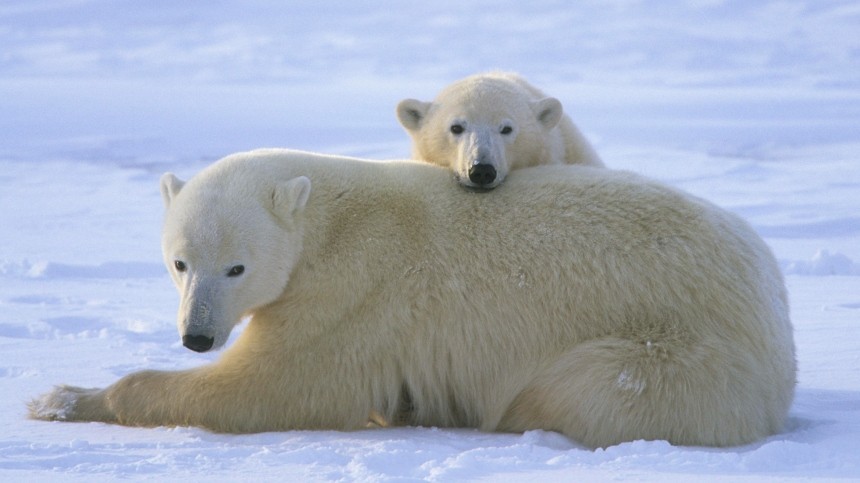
(30, 149, 795, 449)
(397, 72, 604, 189)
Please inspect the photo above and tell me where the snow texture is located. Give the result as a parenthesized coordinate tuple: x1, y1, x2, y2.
(1, 1, 859, 481)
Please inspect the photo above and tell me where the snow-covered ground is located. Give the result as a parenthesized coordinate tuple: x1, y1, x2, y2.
(1, 1, 859, 481)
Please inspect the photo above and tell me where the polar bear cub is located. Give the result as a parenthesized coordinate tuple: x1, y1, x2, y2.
(397, 72, 604, 189)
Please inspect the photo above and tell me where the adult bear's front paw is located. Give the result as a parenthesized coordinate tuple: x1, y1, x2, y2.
(28, 385, 102, 421)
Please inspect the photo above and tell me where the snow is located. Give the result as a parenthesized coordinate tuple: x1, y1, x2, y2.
(1, 1, 859, 481)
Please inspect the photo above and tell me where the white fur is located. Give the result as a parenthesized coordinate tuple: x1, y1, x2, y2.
(397, 72, 604, 189)
(30, 149, 794, 449)
(159, 172, 311, 350)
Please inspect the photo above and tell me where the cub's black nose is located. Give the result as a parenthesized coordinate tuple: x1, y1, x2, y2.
(468, 163, 497, 187)
(182, 334, 214, 352)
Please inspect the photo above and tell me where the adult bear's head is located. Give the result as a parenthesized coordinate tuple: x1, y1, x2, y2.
(159, 169, 311, 352)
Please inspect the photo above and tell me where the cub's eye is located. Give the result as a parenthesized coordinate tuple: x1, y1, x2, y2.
(450, 124, 464, 135)
(500, 125, 513, 135)
(227, 265, 245, 277)
(174, 260, 187, 272)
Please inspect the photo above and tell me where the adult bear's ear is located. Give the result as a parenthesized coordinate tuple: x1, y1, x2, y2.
(531, 97, 563, 130)
(396, 99, 432, 131)
(160, 173, 185, 209)
(270, 176, 312, 223)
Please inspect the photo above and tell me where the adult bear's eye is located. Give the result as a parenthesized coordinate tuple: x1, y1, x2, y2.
(500, 125, 513, 135)
(174, 260, 187, 272)
(227, 265, 245, 277)
(450, 124, 464, 135)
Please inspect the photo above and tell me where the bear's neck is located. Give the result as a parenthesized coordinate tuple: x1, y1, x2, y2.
(298, 159, 434, 264)
(273, 156, 441, 332)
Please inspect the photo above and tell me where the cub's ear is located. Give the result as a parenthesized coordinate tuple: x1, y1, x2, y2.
(160, 173, 185, 209)
(270, 176, 312, 223)
(396, 99, 432, 131)
(531, 97, 563, 130)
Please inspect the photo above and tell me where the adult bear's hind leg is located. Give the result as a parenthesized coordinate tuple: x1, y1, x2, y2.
(497, 334, 769, 449)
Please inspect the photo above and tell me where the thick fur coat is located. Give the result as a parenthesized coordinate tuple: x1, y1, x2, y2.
(30, 149, 795, 449)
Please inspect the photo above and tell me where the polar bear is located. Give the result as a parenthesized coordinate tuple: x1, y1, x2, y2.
(397, 72, 604, 189)
(30, 149, 795, 449)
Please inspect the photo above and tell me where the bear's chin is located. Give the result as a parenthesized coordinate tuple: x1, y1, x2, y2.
(462, 184, 497, 192)
(455, 176, 500, 192)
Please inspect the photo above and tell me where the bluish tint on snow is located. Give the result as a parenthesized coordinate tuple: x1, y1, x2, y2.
(1, 1, 859, 481)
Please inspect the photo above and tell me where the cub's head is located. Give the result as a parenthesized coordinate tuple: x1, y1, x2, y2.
(397, 76, 563, 190)
(159, 171, 311, 352)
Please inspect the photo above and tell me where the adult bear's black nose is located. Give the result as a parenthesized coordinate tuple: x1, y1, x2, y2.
(182, 334, 214, 352)
(468, 163, 497, 187)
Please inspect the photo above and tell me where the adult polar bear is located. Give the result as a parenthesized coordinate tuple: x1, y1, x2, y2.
(30, 149, 795, 449)
(397, 72, 604, 189)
